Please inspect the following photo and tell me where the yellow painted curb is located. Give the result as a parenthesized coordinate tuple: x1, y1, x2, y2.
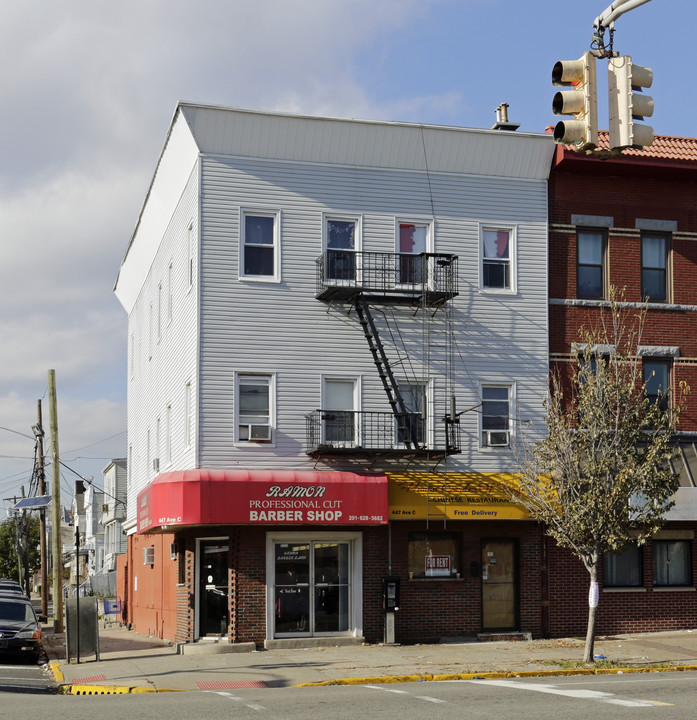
(61, 684, 187, 695)
(297, 664, 697, 687)
(49, 663, 64, 683)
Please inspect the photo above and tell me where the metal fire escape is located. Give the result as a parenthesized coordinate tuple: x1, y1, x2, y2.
(307, 250, 461, 459)
(353, 295, 421, 450)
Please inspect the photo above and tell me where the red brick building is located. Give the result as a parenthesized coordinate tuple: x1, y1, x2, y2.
(547, 132, 697, 636)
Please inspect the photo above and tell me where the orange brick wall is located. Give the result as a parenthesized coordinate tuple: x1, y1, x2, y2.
(123, 531, 178, 640)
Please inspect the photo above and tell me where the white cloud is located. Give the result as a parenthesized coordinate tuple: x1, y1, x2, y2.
(0, 0, 458, 506)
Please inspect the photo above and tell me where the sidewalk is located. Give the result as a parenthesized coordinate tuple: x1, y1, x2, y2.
(41, 624, 697, 694)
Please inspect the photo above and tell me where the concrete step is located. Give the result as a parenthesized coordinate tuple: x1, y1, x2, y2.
(477, 631, 532, 643)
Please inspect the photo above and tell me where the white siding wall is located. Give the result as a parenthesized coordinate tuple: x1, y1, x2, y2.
(120, 107, 552, 527)
(197, 154, 548, 474)
(125, 165, 200, 523)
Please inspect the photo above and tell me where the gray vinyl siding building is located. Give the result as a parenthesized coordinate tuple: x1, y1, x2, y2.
(117, 104, 554, 524)
(115, 103, 555, 645)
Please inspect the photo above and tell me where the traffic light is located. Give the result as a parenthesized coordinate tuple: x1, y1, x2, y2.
(608, 55, 654, 149)
(552, 51, 598, 150)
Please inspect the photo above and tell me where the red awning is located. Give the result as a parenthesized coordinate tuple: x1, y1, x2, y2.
(137, 469, 388, 533)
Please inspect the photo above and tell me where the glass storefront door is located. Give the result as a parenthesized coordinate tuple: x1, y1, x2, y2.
(198, 540, 229, 637)
(274, 541, 350, 636)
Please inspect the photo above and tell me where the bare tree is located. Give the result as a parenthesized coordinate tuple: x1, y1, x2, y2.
(513, 291, 689, 663)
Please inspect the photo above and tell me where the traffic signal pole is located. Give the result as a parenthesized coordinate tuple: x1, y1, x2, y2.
(551, 0, 655, 155)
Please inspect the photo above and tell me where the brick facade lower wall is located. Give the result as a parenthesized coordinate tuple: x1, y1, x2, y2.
(547, 523, 697, 636)
(389, 521, 544, 643)
(118, 520, 697, 646)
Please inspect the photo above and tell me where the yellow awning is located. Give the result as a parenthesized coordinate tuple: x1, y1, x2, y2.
(388, 471, 529, 520)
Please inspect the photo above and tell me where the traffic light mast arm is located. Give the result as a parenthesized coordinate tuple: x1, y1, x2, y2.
(592, 0, 653, 57)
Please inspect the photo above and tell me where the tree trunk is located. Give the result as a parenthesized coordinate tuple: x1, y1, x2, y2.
(583, 554, 600, 663)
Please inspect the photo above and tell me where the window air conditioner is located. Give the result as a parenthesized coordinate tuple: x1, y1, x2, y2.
(241, 424, 271, 442)
(484, 430, 509, 447)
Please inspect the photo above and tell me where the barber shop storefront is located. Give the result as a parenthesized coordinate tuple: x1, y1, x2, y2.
(130, 469, 388, 646)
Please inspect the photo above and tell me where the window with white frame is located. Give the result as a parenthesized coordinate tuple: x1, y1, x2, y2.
(325, 217, 358, 282)
(397, 222, 429, 285)
(481, 227, 514, 290)
(323, 378, 357, 446)
(166, 404, 172, 465)
(148, 302, 153, 359)
(185, 381, 192, 449)
(241, 211, 279, 279)
(481, 385, 511, 448)
(237, 374, 273, 443)
(157, 282, 162, 341)
(396, 382, 426, 447)
(167, 262, 173, 323)
(187, 222, 195, 289)
(155, 417, 161, 471)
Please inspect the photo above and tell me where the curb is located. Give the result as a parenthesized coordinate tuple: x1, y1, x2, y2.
(297, 664, 697, 687)
(61, 684, 186, 695)
(48, 660, 697, 693)
(49, 662, 184, 694)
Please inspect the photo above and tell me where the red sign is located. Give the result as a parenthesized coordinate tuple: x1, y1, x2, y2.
(137, 469, 388, 532)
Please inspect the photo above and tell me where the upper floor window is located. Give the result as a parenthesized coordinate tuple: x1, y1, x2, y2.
(397, 382, 426, 447)
(185, 381, 193, 449)
(187, 223, 195, 290)
(167, 262, 173, 323)
(242, 211, 279, 280)
(481, 385, 511, 448)
(398, 222, 429, 285)
(237, 373, 273, 443)
(325, 217, 358, 282)
(577, 229, 606, 299)
(481, 227, 513, 291)
(322, 377, 357, 446)
(643, 358, 670, 411)
(642, 233, 669, 303)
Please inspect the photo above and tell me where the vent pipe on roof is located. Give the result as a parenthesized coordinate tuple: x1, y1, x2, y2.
(491, 103, 520, 131)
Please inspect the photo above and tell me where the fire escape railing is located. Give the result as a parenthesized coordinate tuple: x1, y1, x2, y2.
(305, 410, 461, 456)
(315, 250, 458, 304)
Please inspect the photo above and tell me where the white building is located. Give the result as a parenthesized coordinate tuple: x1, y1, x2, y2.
(101, 458, 127, 572)
(114, 104, 555, 645)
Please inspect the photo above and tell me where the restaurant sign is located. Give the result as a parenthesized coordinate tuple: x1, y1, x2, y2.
(388, 472, 529, 520)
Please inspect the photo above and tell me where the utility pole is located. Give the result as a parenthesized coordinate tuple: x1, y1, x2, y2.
(48, 369, 64, 633)
(35, 400, 48, 620)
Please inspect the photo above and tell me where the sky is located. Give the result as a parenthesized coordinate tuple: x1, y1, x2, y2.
(0, 0, 689, 519)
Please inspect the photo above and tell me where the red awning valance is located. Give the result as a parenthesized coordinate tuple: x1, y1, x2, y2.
(137, 469, 388, 533)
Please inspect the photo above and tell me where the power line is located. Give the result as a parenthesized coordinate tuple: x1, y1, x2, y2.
(0, 426, 34, 441)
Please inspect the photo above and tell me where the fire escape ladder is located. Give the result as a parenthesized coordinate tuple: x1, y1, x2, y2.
(354, 295, 420, 449)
